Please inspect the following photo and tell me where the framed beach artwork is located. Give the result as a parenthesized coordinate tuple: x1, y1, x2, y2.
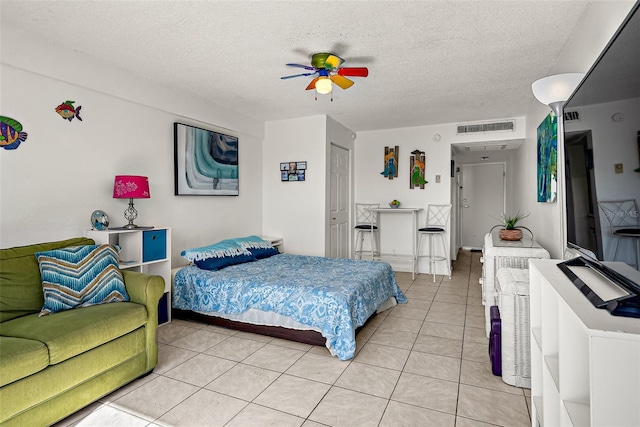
(174, 123, 239, 196)
(381, 146, 399, 180)
(537, 113, 557, 203)
(409, 149, 427, 189)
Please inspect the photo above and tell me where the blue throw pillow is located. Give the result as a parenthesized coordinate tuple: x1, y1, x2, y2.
(232, 235, 280, 259)
(181, 238, 257, 271)
(194, 253, 256, 270)
(35, 244, 129, 316)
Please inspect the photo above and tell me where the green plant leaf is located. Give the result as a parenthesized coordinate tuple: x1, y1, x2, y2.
(490, 212, 530, 229)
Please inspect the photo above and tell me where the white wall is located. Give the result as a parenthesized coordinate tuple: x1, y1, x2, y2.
(262, 115, 327, 255)
(0, 24, 265, 266)
(261, 115, 355, 257)
(354, 120, 525, 273)
(518, 1, 636, 259)
(3, 0, 634, 267)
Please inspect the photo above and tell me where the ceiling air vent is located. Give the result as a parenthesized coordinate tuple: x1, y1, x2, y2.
(456, 120, 515, 134)
(564, 110, 580, 122)
(464, 144, 507, 152)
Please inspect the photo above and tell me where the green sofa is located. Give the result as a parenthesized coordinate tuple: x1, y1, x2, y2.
(0, 237, 164, 426)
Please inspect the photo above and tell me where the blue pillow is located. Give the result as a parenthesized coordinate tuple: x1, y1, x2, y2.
(232, 235, 280, 259)
(194, 253, 256, 270)
(35, 244, 129, 316)
(181, 238, 257, 271)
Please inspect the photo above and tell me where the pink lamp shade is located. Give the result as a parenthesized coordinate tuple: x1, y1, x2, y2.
(113, 175, 150, 199)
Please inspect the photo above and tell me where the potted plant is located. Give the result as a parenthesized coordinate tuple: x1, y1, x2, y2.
(490, 212, 532, 241)
(389, 200, 401, 208)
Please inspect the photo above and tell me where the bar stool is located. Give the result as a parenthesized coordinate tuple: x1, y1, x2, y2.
(598, 199, 640, 268)
(354, 203, 380, 259)
(417, 204, 452, 281)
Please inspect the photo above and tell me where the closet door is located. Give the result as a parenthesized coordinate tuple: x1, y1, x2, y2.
(329, 144, 350, 258)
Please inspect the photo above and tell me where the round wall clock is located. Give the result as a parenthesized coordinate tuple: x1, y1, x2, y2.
(90, 210, 109, 230)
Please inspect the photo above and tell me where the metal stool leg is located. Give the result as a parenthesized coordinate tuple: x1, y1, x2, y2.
(369, 230, 374, 260)
(613, 236, 622, 261)
(417, 231, 450, 281)
(429, 234, 436, 282)
(438, 232, 452, 279)
(355, 230, 380, 260)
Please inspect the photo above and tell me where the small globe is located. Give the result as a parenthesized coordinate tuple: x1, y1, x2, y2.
(91, 210, 109, 230)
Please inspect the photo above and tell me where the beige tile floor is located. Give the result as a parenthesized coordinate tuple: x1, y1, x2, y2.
(55, 250, 531, 427)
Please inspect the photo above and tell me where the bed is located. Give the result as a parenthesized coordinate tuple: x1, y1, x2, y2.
(172, 252, 407, 360)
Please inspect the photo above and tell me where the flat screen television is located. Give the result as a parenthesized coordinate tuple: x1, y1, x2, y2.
(563, 1, 640, 269)
(560, 2, 640, 316)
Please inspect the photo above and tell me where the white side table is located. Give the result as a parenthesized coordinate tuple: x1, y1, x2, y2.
(261, 236, 283, 253)
(481, 230, 549, 337)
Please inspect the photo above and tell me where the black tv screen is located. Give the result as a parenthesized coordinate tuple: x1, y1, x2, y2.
(563, 1, 640, 270)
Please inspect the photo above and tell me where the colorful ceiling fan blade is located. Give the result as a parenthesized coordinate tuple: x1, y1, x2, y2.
(286, 63, 316, 70)
(305, 77, 319, 90)
(337, 67, 368, 77)
(325, 54, 344, 69)
(330, 74, 354, 89)
(281, 72, 318, 80)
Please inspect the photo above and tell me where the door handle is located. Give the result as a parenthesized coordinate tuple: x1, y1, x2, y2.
(463, 205, 470, 208)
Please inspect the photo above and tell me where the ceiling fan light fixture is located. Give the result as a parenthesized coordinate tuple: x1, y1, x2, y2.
(316, 77, 332, 94)
(281, 51, 367, 96)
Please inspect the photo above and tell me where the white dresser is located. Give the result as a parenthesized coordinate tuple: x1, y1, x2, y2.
(529, 259, 640, 427)
(481, 231, 550, 337)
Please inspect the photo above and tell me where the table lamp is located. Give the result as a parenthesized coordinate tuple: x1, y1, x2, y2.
(113, 175, 150, 229)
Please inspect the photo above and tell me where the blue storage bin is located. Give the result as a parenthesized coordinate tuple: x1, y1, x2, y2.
(143, 229, 166, 262)
(158, 292, 169, 324)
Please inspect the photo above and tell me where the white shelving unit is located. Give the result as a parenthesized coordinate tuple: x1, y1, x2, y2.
(86, 227, 172, 324)
(529, 259, 640, 427)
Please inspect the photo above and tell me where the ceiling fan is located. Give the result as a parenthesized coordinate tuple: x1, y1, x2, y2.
(281, 53, 368, 97)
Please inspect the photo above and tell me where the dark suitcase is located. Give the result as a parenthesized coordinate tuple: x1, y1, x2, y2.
(488, 305, 502, 376)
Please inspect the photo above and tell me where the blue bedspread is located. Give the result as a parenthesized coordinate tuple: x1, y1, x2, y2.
(173, 254, 407, 360)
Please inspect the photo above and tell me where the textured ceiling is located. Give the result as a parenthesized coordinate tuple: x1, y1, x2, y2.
(1, 1, 596, 131)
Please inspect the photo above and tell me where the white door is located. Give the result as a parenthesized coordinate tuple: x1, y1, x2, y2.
(460, 163, 506, 248)
(329, 144, 350, 258)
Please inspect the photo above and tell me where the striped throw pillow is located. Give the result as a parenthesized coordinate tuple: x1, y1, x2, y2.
(35, 244, 129, 316)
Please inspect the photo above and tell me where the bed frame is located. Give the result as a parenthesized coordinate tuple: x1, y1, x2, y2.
(172, 308, 327, 346)
(172, 308, 376, 348)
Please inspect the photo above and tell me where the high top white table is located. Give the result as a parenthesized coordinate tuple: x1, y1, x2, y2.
(366, 207, 423, 279)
